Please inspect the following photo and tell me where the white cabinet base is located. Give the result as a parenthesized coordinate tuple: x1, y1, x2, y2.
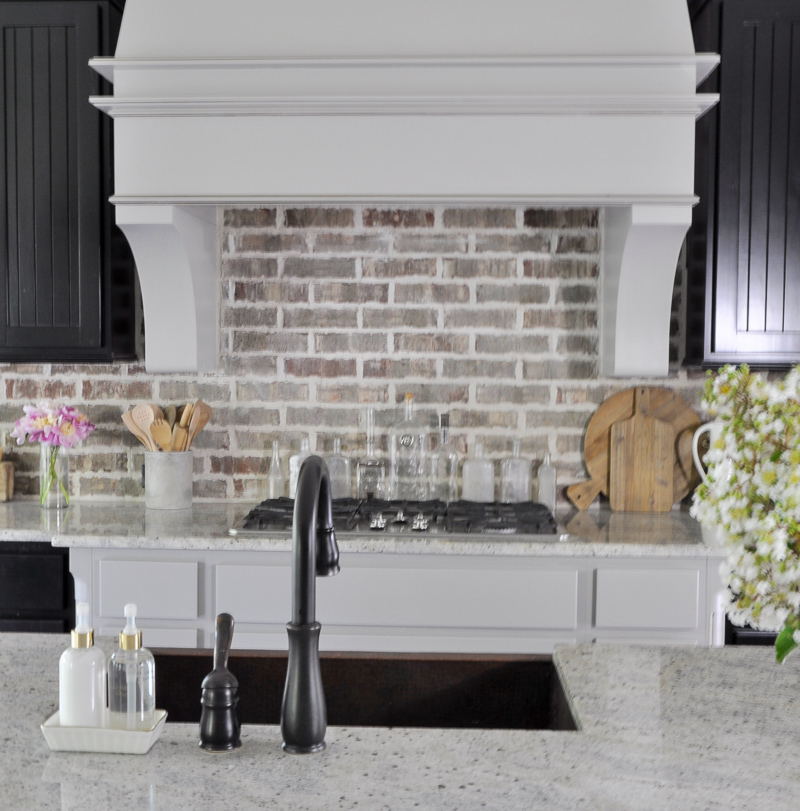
(69, 547, 720, 653)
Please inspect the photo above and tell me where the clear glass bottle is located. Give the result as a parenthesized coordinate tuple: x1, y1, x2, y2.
(288, 436, 311, 499)
(267, 439, 284, 499)
(500, 439, 531, 503)
(108, 603, 155, 731)
(325, 437, 352, 499)
(461, 442, 495, 503)
(389, 393, 430, 501)
(429, 413, 459, 502)
(59, 601, 107, 727)
(356, 408, 387, 500)
(537, 452, 557, 512)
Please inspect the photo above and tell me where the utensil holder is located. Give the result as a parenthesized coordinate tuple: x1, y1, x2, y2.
(144, 451, 192, 510)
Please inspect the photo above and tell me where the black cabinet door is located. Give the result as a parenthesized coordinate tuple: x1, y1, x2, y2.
(0, 541, 74, 632)
(691, 0, 800, 366)
(0, 0, 135, 362)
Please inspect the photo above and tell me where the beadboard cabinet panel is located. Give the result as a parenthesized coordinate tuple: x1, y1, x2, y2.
(0, 0, 135, 361)
(688, 0, 800, 366)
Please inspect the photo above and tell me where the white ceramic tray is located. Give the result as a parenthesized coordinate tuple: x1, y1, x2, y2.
(41, 710, 168, 754)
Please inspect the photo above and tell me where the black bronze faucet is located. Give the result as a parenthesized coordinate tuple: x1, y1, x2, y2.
(281, 455, 340, 754)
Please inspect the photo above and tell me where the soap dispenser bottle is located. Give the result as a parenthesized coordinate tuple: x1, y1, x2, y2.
(461, 442, 495, 502)
(108, 603, 156, 731)
(59, 601, 107, 727)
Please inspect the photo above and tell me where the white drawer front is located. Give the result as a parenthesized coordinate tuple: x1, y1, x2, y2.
(99, 626, 199, 649)
(99, 560, 198, 620)
(595, 568, 699, 630)
(215, 564, 290, 624)
(318, 565, 579, 630)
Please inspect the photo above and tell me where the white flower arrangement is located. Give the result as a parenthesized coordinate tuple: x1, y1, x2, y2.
(690, 364, 800, 662)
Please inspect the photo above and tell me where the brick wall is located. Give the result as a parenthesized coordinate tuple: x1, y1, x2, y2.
(0, 207, 705, 504)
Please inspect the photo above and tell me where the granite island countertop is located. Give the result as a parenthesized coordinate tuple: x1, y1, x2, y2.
(2, 633, 797, 810)
(0, 499, 726, 558)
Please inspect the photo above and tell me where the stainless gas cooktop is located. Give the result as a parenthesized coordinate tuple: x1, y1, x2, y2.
(229, 497, 560, 541)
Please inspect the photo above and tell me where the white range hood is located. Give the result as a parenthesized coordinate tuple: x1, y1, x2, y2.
(90, 0, 718, 375)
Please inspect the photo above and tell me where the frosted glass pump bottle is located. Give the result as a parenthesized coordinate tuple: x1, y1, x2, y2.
(59, 601, 107, 727)
(461, 442, 495, 502)
(108, 603, 156, 731)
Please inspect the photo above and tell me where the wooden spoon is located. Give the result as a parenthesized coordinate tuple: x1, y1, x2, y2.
(151, 419, 173, 452)
(131, 403, 157, 451)
(186, 400, 212, 449)
(170, 402, 194, 452)
(121, 410, 152, 450)
(164, 404, 177, 429)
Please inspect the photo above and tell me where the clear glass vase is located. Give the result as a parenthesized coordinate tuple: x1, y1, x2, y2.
(40, 444, 69, 509)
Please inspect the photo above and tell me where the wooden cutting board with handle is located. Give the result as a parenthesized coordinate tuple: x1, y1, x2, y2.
(566, 386, 701, 510)
(608, 387, 673, 512)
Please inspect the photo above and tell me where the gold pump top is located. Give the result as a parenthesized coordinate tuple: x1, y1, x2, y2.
(119, 629, 142, 650)
(71, 629, 94, 648)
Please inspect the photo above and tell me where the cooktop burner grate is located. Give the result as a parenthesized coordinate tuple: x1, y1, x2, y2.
(231, 497, 558, 537)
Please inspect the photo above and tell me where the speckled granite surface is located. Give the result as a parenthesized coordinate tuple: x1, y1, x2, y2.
(1, 634, 797, 810)
(0, 500, 724, 558)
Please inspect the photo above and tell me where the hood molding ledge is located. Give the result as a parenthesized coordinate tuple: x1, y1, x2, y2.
(95, 0, 717, 376)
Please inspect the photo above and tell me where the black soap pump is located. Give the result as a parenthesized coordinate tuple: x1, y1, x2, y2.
(199, 613, 241, 751)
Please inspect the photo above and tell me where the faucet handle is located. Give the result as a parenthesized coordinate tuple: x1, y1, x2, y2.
(212, 612, 234, 672)
(315, 526, 340, 577)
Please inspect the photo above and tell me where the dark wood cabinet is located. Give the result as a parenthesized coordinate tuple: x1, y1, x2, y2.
(0, 541, 74, 632)
(0, 0, 135, 362)
(687, 0, 800, 367)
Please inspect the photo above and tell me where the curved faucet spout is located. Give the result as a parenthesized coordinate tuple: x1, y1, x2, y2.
(290, 455, 339, 626)
(281, 455, 340, 754)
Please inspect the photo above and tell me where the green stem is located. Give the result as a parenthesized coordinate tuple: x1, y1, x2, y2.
(40, 445, 69, 508)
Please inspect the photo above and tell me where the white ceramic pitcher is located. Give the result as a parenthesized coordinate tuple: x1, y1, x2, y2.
(692, 420, 733, 498)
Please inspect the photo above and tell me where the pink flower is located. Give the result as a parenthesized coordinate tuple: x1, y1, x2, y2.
(12, 401, 95, 448)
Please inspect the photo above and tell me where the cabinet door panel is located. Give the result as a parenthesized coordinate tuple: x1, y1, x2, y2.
(710, 0, 800, 363)
(595, 569, 699, 630)
(99, 560, 199, 620)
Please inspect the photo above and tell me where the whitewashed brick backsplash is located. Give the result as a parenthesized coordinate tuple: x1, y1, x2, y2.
(0, 207, 705, 503)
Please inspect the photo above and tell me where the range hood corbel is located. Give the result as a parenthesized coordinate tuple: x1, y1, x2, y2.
(92, 0, 718, 376)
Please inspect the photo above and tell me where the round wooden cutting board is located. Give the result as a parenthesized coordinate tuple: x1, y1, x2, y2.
(566, 387, 702, 510)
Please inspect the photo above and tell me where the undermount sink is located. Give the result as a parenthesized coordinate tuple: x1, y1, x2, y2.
(154, 650, 578, 732)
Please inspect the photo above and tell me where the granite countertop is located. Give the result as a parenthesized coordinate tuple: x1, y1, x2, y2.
(0, 500, 724, 558)
(2, 633, 797, 810)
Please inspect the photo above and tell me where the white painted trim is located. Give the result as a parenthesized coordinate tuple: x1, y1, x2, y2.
(90, 94, 719, 118)
(89, 54, 720, 79)
(110, 194, 700, 207)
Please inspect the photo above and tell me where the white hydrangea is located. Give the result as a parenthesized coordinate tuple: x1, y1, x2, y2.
(690, 364, 800, 656)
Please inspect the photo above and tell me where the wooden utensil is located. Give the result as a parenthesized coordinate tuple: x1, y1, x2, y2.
(566, 387, 701, 510)
(164, 405, 177, 429)
(121, 410, 152, 450)
(131, 403, 157, 451)
(170, 402, 194, 452)
(608, 387, 674, 512)
(150, 419, 173, 452)
(185, 400, 212, 449)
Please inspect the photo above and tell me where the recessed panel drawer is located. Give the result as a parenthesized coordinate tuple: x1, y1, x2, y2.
(318, 564, 579, 630)
(99, 560, 198, 620)
(595, 568, 699, 630)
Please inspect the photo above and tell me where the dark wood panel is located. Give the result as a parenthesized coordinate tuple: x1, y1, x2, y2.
(690, 0, 800, 366)
(0, 0, 135, 362)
